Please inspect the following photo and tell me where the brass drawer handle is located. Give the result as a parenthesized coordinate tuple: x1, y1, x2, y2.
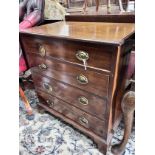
(43, 83, 53, 93)
(46, 99, 54, 108)
(76, 50, 89, 61)
(79, 116, 88, 126)
(78, 96, 89, 105)
(77, 74, 88, 84)
(38, 64, 47, 70)
(76, 50, 89, 70)
(39, 45, 46, 57)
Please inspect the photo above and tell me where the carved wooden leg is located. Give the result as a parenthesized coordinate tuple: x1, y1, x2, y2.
(111, 91, 135, 155)
(126, 0, 130, 11)
(95, 0, 99, 12)
(19, 86, 33, 115)
(97, 143, 107, 155)
(83, 0, 88, 12)
(107, 0, 111, 14)
(94, 139, 108, 155)
(118, 0, 125, 12)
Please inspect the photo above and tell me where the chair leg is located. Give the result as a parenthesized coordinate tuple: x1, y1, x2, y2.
(111, 91, 135, 155)
(107, 0, 111, 14)
(118, 0, 125, 12)
(95, 0, 99, 12)
(83, 0, 88, 12)
(19, 86, 33, 115)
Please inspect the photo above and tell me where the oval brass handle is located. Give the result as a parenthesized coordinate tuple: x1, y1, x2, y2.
(39, 45, 46, 57)
(43, 83, 53, 93)
(78, 96, 89, 105)
(77, 74, 88, 84)
(38, 64, 47, 70)
(76, 50, 89, 61)
(79, 116, 88, 126)
(46, 100, 54, 108)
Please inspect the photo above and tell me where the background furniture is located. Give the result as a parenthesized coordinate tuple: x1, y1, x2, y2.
(65, 0, 127, 8)
(20, 21, 134, 154)
(65, 13, 135, 22)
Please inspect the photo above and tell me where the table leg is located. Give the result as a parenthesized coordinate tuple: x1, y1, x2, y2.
(111, 91, 135, 155)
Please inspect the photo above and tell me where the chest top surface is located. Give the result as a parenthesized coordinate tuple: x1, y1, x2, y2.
(20, 21, 135, 45)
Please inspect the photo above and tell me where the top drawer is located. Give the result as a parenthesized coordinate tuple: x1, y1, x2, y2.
(21, 35, 114, 72)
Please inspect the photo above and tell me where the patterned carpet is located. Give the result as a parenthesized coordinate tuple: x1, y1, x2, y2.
(19, 89, 135, 155)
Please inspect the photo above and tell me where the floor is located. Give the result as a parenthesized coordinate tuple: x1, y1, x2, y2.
(19, 89, 135, 155)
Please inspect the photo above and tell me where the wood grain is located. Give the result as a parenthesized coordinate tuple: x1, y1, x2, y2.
(26, 53, 110, 98)
(37, 89, 108, 138)
(32, 73, 108, 120)
(19, 21, 135, 154)
(20, 21, 135, 45)
(21, 35, 114, 72)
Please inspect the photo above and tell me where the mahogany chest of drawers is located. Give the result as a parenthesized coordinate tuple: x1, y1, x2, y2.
(20, 21, 135, 154)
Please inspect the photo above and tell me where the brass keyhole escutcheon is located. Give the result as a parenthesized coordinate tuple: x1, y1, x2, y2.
(77, 74, 88, 84)
(39, 45, 46, 57)
(76, 50, 89, 70)
(43, 83, 53, 93)
(79, 116, 88, 126)
(46, 100, 54, 108)
(76, 50, 89, 61)
(78, 96, 89, 105)
(38, 63, 47, 70)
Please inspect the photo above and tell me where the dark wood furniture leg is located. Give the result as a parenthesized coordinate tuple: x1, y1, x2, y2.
(111, 91, 135, 155)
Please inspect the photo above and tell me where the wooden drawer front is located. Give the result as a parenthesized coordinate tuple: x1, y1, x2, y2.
(27, 53, 109, 98)
(21, 35, 113, 72)
(37, 90, 107, 137)
(32, 73, 107, 120)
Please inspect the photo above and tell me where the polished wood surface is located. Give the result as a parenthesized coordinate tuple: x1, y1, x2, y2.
(32, 73, 108, 120)
(33, 73, 108, 120)
(37, 89, 107, 138)
(27, 54, 110, 98)
(112, 91, 135, 155)
(20, 21, 135, 154)
(21, 35, 114, 72)
(20, 21, 135, 45)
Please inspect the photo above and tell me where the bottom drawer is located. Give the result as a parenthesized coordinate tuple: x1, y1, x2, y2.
(36, 90, 108, 138)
